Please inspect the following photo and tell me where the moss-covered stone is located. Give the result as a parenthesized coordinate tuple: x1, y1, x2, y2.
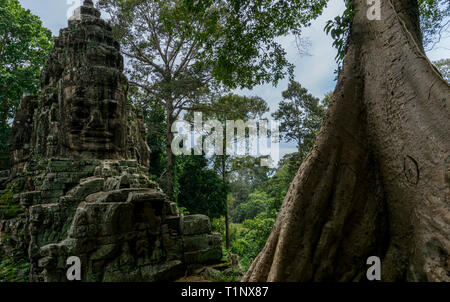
(0, 0, 222, 283)
(0, 189, 23, 219)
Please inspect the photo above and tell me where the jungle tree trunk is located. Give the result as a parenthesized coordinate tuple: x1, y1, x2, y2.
(222, 155, 231, 251)
(1, 98, 9, 127)
(243, 0, 449, 282)
(166, 105, 175, 199)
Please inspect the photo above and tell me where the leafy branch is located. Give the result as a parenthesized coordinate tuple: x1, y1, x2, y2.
(324, 1, 356, 76)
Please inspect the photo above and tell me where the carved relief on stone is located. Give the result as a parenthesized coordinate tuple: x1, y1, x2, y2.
(10, 1, 148, 166)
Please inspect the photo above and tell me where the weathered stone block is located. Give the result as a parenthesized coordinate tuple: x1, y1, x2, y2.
(1, 0, 224, 282)
(140, 260, 185, 282)
(181, 215, 211, 235)
(92, 190, 129, 203)
(183, 233, 222, 253)
(19, 191, 42, 206)
(166, 202, 179, 216)
(48, 161, 76, 173)
(41, 180, 65, 191)
(165, 216, 181, 233)
(67, 177, 104, 200)
(104, 174, 130, 191)
(41, 189, 64, 199)
(184, 248, 223, 265)
(162, 233, 184, 261)
(83, 202, 134, 236)
(89, 243, 119, 261)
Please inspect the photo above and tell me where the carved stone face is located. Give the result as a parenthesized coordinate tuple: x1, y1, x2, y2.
(62, 95, 126, 155)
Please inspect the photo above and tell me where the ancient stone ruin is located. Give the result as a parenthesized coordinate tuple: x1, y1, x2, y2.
(0, 0, 222, 282)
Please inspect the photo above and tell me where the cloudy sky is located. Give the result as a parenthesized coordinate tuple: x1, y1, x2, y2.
(18, 0, 450, 158)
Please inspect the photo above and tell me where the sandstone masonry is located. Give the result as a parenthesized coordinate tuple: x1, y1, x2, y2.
(0, 0, 222, 282)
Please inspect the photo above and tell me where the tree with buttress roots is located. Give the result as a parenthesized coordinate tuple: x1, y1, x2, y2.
(243, 0, 450, 282)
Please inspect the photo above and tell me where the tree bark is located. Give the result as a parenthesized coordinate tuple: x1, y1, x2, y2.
(243, 0, 449, 282)
(166, 105, 175, 199)
(223, 156, 231, 251)
(1, 97, 10, 128)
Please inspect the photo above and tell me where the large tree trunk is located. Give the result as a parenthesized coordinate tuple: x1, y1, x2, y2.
(243, 0, 449, 282)
(1, 98, 9, 128)
(166, 107, 175, 199)
(222, 156, 231, 251)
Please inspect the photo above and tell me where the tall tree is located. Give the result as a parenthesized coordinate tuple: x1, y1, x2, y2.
(418, 0, 450, 50)
(229, 155, 273, 221)
(244, 0, 450, 281)
(272, 80, 326, 161)
(434, 58, 449, 83)
(128, 87, 168, 183)
(196, 94, 269, 251)
(98, 0, 218, 196)
(98, 0, 327, 197)
(0, 0, 52, 166)
(176, 155, 228, 219)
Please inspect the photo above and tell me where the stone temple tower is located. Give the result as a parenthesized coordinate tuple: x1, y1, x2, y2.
(10, 0, 150, 173)
(0, 1, 223, 282)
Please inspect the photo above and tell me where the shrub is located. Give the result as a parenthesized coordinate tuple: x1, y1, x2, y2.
(0, 189, 23, 219)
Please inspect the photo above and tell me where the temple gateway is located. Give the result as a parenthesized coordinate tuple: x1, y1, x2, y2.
(0, 0, 223, 282)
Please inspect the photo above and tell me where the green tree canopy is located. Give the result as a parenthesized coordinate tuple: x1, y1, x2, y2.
(433, 58, 449, 83)
(418, 0, 450, 50)
(272, 80, 326, 160)
(325, 0, 449, 71)
(190, 93, 270, 249)
(176, 155, 228, 218)
(98, 0, 327, 195)
(0, 0, 53, 126)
